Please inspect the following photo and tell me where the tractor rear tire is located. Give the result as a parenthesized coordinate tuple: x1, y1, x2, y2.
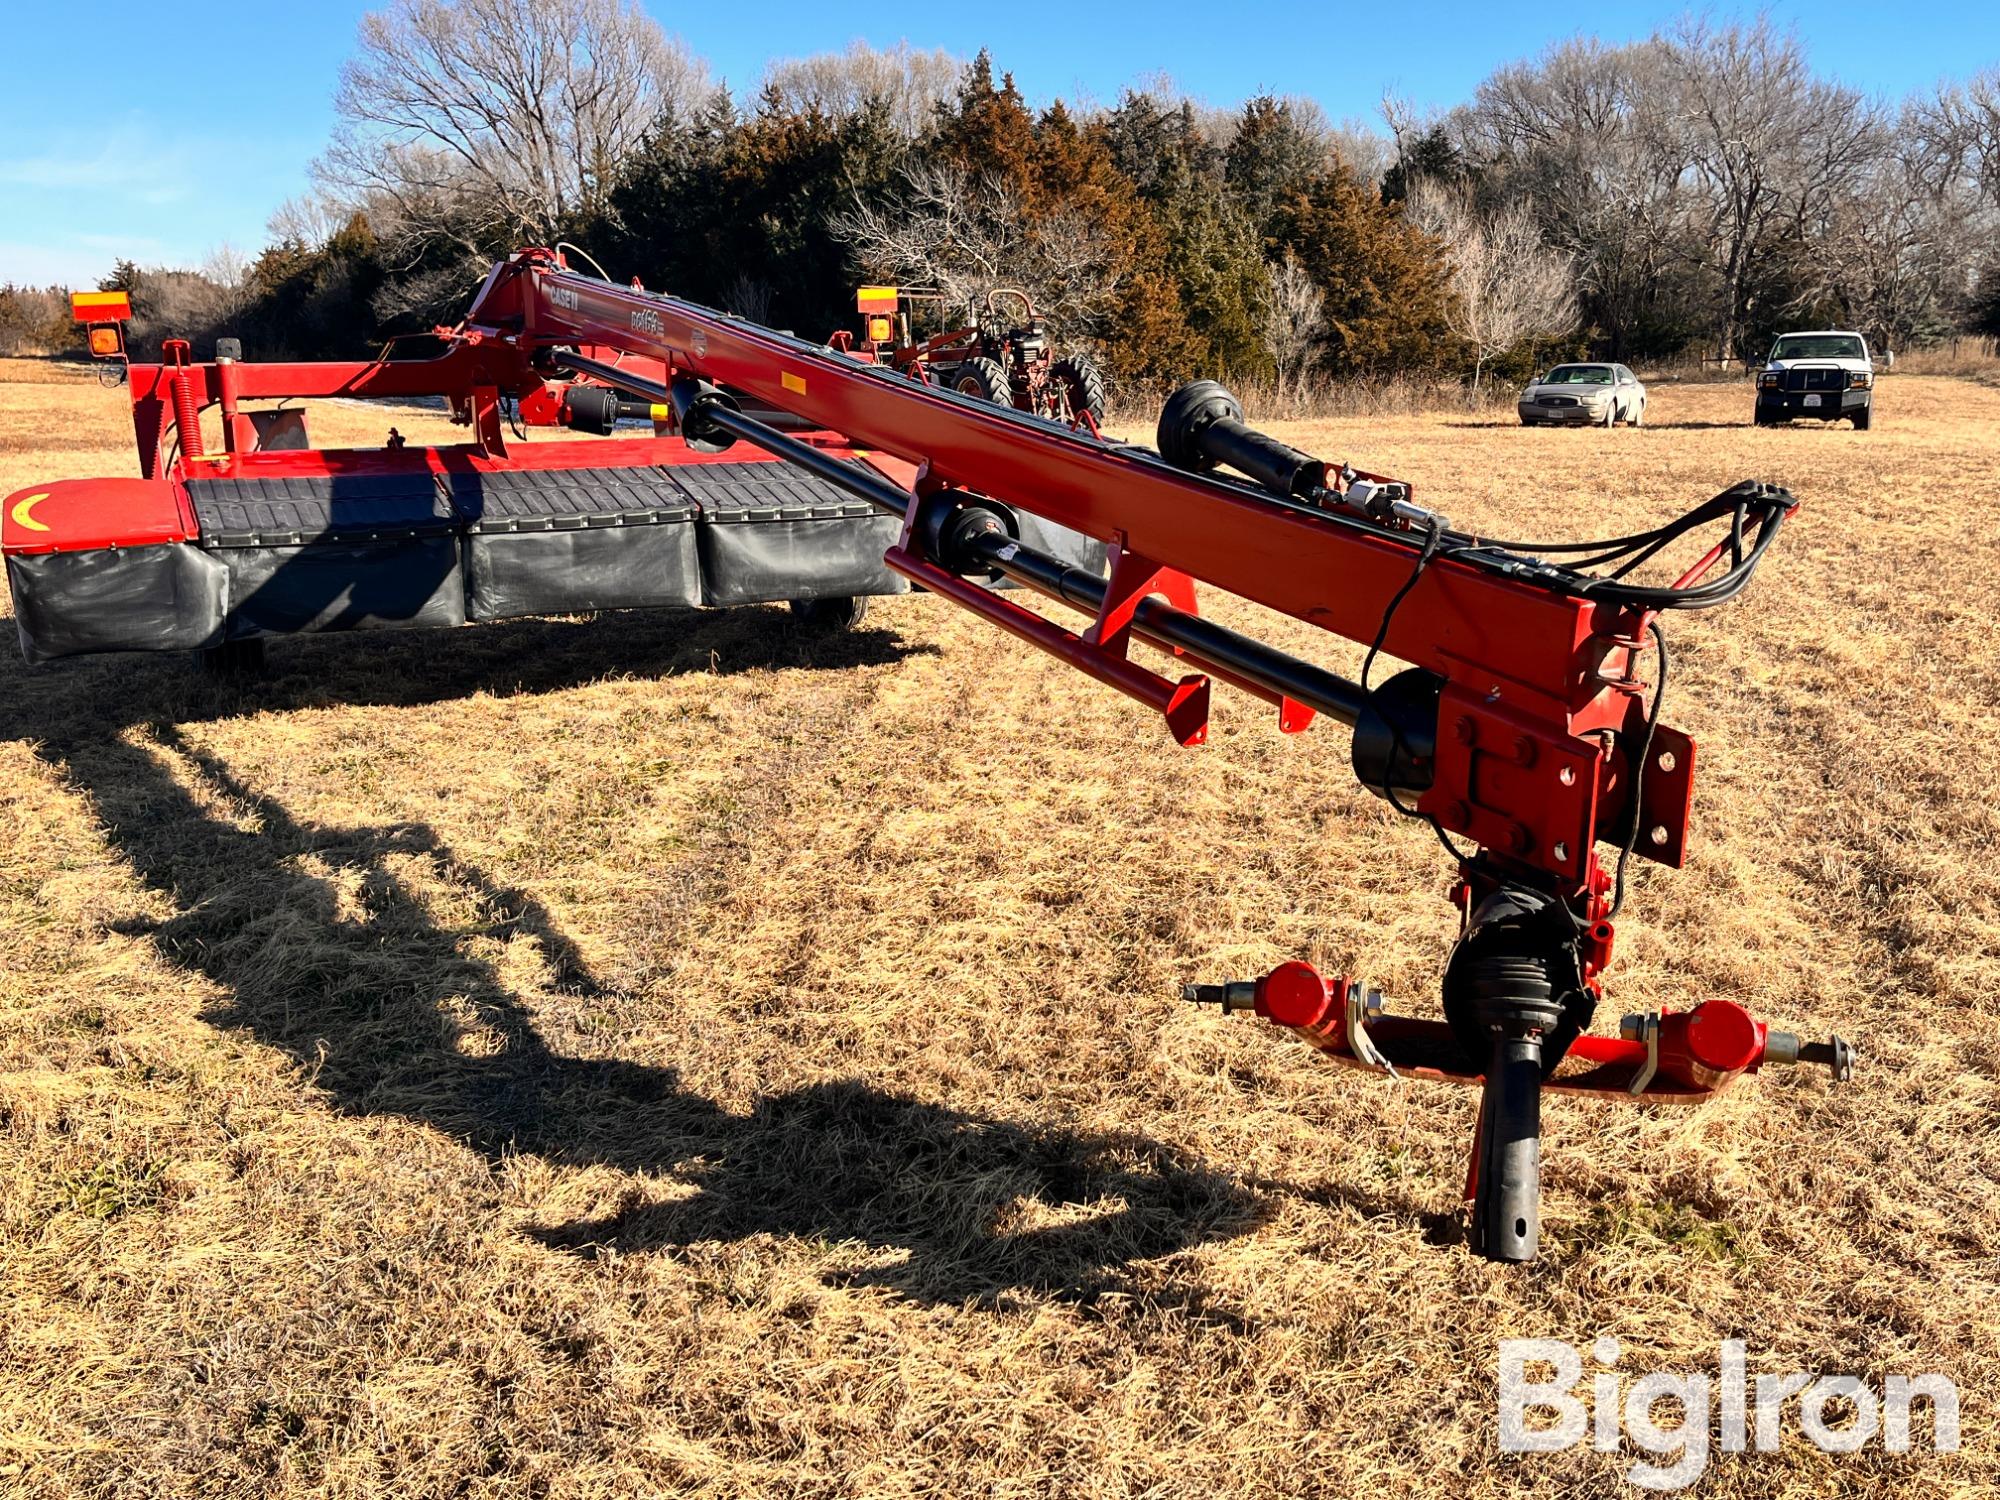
(1052, 354, 1108, 424)
(952, 357, 1011, 406)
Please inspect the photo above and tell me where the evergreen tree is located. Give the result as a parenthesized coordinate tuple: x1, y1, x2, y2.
(1271, 164, 1455, 375)
(1381, 125, 1467, 205)
(1226, 97, 1328, 230)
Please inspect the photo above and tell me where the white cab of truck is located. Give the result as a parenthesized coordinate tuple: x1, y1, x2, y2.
(1754, 330, 1876, 429)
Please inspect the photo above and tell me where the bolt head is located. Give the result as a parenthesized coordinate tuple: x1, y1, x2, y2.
(1512, 735, 1537, 767)
(1505, 821, 1534, 854)
(1454, 716, 1477, 745)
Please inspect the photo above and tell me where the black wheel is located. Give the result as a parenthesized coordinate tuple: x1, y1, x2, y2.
(788, 596, 869, 631)
(198, 637, 266, 679)
(1852, 403, 1871, 431)
(1753, 412, 1775, 427)
(952, 356, 1011, 406)
(1051, 353, 1107, 424)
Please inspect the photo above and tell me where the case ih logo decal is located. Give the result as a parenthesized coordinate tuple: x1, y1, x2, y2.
(631, 308, 664, 337)
(550, 283, 580, 312)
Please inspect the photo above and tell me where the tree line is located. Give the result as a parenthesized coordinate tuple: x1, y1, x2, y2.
(5, 0, 1998, 394)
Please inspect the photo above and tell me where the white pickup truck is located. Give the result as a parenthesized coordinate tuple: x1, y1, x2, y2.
(1754, 330, 1876, 429)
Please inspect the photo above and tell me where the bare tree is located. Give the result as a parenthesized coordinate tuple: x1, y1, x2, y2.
(760, 42, 961, 138)
(200, 244, 253, 325)
(829, 161, 1121, 335)
(1259, 252, 1326, 402)
(1915, 68, 2000, 208)
(1455, 39, 1692, 356)
(722, 272, 774, 326)
(1800, 108, 1994, 349)
(1656, 19, 1881, 360)
(267, 193, 351, 249)
(1405, 177, 1577, 389)
(317, 0, 712, 259)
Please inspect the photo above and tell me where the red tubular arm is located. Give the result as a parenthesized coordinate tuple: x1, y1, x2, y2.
(461, 251, 1681, 895)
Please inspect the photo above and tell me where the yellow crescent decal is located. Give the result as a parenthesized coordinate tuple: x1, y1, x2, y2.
(9, 492, 51, 533)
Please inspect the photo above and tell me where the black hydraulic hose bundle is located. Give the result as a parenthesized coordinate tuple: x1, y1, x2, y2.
(1447, 481, 1795, 612)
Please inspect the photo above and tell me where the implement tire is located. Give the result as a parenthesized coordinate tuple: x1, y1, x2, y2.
(789, 596, 869, 631)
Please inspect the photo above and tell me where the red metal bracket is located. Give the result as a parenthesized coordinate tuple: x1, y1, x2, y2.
(884, 546, 1210, 746)
(1084, 540, 1198, 658)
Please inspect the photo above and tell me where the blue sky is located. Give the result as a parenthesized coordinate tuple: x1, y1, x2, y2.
(2, 2, 1995, 288)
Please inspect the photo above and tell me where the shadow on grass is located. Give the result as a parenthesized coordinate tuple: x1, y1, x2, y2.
(10, 600, 929, 723)
(1, 605, 1306, 1308)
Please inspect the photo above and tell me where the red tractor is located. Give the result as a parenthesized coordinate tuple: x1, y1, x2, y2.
(837, 285, 1107, 426)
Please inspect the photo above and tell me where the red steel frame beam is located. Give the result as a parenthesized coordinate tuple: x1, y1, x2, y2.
(123, 340, 537, 480)
(458, 251, 1682, 892)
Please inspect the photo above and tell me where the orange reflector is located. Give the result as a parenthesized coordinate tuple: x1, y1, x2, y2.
(88, 327, 123, 357)
(856, 286, 898, 314)
(71, 290, 132, 322)
(781, 371, 807, 395)
(866, 316, 892, 342)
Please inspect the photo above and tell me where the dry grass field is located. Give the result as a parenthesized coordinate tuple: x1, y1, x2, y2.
(1, 359, 1996, 1498)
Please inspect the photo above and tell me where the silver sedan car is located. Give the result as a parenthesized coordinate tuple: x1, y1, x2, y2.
(1518, 363, 1646, 427)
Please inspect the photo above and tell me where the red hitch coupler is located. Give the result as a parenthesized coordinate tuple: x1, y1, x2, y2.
(1621, 1001, 1855, 1090)
(1182, 960, 1337, 1029)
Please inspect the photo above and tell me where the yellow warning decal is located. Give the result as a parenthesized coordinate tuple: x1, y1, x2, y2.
(781, 371, 807, 395)
(9, 492, 51, 532)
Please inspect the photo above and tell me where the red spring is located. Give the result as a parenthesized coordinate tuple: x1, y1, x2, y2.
(165, 339, 204, 461)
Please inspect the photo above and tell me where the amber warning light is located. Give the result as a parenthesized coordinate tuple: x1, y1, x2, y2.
(71, 291, 132, 362)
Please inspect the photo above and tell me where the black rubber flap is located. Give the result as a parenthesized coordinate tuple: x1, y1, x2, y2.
(7, 544, 228, 662)
(190, 473, 453, 548)
(447, 466, 697, 533)
(665, 462, 880, 522)
(463, 524, 702, 620)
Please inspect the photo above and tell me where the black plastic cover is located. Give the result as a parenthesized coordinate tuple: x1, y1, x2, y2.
(449, 464, 703, 621)
(7, 544, 228, 663)
(675, 461, 908, 605)
(664, 460, 885, 522)
(219, 537, 465, 638)
(446, 465, 697, 532)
